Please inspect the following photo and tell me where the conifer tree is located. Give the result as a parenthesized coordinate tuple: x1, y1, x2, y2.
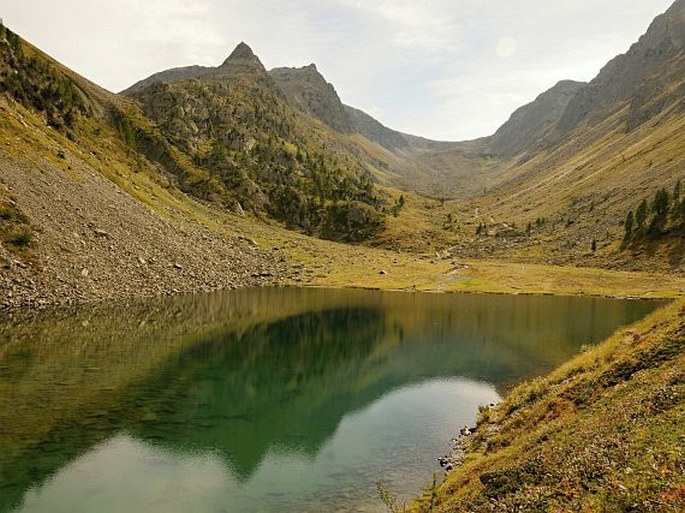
(624, 210, 634, 239)
(635, 199, 648, 232)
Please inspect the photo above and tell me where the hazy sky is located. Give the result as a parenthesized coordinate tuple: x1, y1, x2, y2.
(1, 0, 675, 140)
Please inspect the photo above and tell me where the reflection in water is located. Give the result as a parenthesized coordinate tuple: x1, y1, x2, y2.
(15, 380, 499, 513)
(0, 288, 663, 512)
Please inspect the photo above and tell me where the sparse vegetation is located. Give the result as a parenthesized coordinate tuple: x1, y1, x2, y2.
(623, 181, 684, 246)
(128, 75, 386, 241)
(0, 198, 35, 254)
(0, 26, 88, 131)
(409, 299, 685, 512)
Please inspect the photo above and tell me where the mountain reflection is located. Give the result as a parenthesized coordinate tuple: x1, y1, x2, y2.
(0, 288, 662, 512)
(126, 307, 388, 480)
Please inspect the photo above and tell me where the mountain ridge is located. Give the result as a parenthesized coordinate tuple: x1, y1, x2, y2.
(554, 0, 685, 139)
(268, 63, 353, 134)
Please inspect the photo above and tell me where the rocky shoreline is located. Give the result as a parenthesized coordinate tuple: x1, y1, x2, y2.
(437, 403, 500, 475)
(438, 425, 476, 474)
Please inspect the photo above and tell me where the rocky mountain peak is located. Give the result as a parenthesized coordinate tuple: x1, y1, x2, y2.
(269, 64, 353, 134)
(219, 42, 266, 73)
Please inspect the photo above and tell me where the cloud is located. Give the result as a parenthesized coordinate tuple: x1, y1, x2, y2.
(335, 0, 465, 52)
(1, 0, 677, 139)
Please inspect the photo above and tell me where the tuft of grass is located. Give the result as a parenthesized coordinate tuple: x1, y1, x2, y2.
(0, 198, 35, 252)
(7, 226, 33, 247)
(0, 205, 28, 223)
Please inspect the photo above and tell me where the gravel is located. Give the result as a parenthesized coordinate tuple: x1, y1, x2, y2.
(0, 149, 294, 311)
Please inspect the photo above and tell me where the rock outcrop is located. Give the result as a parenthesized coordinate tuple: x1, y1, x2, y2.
(120, 65, 212, 95)
(269, 64, 353, 134)
(487, 80, 585, 157)
(555, 0, 685, 137)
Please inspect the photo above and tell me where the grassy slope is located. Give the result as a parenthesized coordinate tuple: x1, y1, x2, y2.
(410, 298, 684, 512)
(442, 99, 685, 272)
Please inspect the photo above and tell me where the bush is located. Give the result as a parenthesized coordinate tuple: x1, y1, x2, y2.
(0, 205, 28, 223)
(7, 226, 33, 246)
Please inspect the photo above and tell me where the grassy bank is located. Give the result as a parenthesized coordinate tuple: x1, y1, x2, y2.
(290, 239, 685, 299)
(409, 298, 685, 512)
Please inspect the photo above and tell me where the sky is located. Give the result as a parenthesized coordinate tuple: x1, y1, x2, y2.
(1, 0, 675, 141)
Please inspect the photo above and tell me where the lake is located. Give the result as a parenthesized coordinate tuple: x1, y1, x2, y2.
(0, 288, 662, 512)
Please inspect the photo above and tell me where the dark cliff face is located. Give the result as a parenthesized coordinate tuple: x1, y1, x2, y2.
(269, 64, 353, 134)
(554, 0, 685, 137)
(487, 80, 586, 157)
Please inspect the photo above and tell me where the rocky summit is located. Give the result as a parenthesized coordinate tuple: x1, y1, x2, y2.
(217, 42, 267, 74)
(269, 64, 353, 134)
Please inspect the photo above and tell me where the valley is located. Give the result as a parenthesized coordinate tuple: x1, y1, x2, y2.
(0, 1, 684, 511)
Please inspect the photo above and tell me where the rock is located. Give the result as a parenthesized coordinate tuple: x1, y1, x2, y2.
(93, 228, 112, 238)
(173, 263, 183, 270)
(379, 270, 387, 275)
(81, 268, 89, 277)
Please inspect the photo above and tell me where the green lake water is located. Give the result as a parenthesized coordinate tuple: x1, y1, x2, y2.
(0, 288, 662, 512)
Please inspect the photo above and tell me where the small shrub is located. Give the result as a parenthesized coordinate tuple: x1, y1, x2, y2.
(7, 226, 33, 246)
(0, 205, 28, 223)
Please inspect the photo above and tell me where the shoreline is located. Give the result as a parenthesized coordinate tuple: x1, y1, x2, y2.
(2, 256, 682, 314)
(410, 298, 685, 512)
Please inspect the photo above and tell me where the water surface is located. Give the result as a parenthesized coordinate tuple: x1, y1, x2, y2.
(0, 288, 662, 512)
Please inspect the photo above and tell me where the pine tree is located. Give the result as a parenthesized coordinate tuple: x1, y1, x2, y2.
(624, 210, 634, 239)
(635, 199, 648, 233)
(650, 188, 670, 233)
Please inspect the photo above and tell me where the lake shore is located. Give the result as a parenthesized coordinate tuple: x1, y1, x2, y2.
(2, 240, 684, 313)
(409, 296, 685, 512)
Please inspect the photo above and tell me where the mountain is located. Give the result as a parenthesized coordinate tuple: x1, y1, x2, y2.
(0, 26, 298, 309)
(438, 0, 685, 271)
(555, 0, 685, 138)
(269, 64, 353, 134)
(0, 30, 397, 309)
(120, 42, 268, 94)
(123, 43, 385, 241)
(487, 80, 586, 158)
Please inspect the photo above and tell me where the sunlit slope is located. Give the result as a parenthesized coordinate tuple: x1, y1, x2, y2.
(456, 91, 684, 271)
